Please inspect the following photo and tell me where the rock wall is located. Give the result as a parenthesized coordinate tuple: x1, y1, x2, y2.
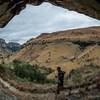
(0, 0, 100, 28)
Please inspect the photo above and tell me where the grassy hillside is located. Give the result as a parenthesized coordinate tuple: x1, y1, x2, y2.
(11, 27, 100, 76)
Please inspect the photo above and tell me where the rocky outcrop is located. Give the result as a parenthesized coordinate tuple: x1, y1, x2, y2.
(48, 0, 100, 19)
(0, 38, 21, 52)
(0, 38, 6, 48)
(7, 42, 21, 52)
(0, 0, 100, 27)
(0, 38, 21, 64)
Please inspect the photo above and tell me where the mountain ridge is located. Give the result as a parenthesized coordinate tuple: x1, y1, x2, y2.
(25, 26, 100, 45)
(0, 38, 21, 64)
(0, 38, 21, 52)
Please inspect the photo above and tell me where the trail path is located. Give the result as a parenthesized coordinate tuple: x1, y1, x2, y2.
(0, 75, 99, 100)
(0, 77, 56, 100)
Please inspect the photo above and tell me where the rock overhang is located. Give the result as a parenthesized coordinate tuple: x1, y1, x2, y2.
(0, 0, 100, 28)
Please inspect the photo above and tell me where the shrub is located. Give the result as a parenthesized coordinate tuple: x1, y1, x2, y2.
(0, 60, 55, 84)
(13, 60, 49, 83)
(70, 69, 83, 85)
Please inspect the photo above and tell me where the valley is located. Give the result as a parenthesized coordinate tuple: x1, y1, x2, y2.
(0, 26, 100, 100)
(12, 26, 100, 74)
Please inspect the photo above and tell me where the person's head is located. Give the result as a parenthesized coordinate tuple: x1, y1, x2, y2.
(57, 67, 61, 71)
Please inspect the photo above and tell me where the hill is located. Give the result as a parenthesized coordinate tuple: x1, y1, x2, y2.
(0, 26, 100, 100)
(11, 26, 100, 75)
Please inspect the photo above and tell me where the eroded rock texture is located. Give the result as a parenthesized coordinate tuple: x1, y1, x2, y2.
(0, 0, 100, 28)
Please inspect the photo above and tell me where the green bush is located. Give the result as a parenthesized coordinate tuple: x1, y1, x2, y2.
(12, 60, 49, 83)
(0, 60, 55, 84)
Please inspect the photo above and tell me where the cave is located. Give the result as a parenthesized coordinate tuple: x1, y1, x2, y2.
(0, 0, 100, 28)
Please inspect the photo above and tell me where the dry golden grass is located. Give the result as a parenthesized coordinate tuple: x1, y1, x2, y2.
(11, 26, 100, 77)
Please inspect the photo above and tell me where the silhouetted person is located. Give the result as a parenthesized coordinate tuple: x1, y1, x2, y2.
(56, 67, 65, 94)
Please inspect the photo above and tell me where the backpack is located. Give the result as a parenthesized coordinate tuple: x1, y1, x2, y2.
(58, 71, 65, 80)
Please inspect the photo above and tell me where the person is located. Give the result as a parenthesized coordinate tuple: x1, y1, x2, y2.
(56, 67, 65, 94)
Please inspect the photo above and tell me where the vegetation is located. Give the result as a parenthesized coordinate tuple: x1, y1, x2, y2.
(0, 60, 54, 84)
(71, 69, 83, 84)
(66, 63, 100, 86)
(66, 69, 84, 85)
(13, 60, 46, 83)
(0, 64, 6, 73)
(73, 41, 96, 49)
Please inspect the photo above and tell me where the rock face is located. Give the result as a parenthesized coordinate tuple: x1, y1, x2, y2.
(7, 42, 21, 52)
(0, 38, 21, 64)
(0, 39, 6, 48)
(0, 0, 100, 27)
(0, 38, 21, 52)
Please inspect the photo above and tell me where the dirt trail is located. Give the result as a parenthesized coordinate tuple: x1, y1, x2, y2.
(0, 77, 56, 100)
(0, 76, 99, 100)
(0, 78, 18, 92)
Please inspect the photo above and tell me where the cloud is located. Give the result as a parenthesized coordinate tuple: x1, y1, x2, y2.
(0, 2, 100, 44)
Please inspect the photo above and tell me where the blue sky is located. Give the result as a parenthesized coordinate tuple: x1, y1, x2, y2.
(0, 2, 100, 44)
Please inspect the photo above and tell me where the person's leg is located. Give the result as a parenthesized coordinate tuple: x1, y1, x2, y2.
(60, 80, 64, 90)
(57, 81, 63, 94)
(57, 85, 60, 94)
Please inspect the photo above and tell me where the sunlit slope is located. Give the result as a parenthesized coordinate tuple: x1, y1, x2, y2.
(12, 41, 81, 69)
(48, 45, 100, 79)
(11, 26, 100, 74)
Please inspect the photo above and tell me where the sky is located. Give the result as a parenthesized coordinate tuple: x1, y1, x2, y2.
(0, 2, 100, 44)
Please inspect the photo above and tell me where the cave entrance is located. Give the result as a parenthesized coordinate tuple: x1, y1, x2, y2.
(0, 2, 100, 44)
